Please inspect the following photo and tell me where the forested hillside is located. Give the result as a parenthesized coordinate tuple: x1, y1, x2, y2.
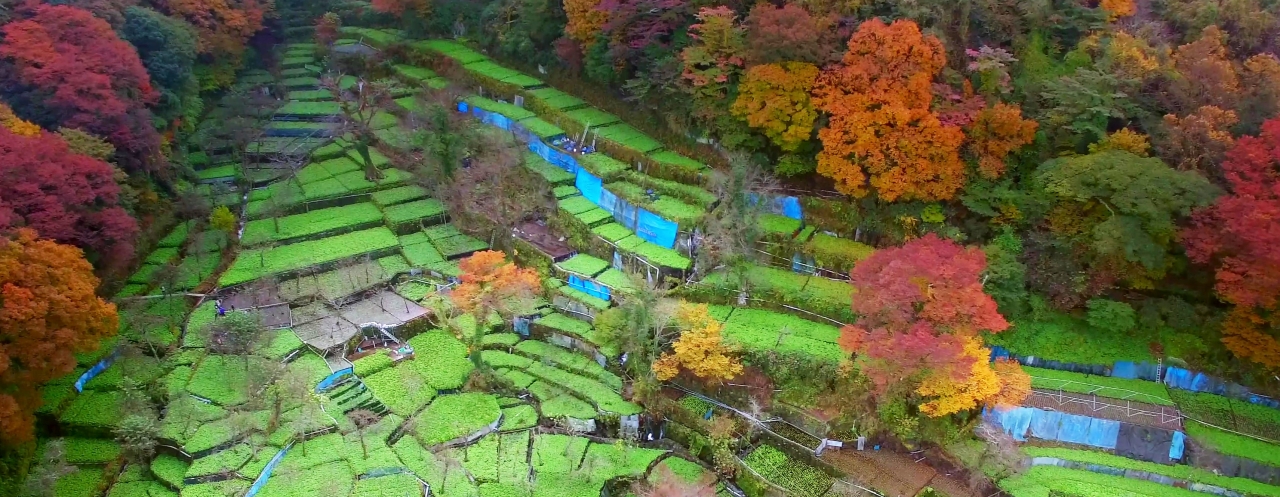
(3, 0, 1280, 497)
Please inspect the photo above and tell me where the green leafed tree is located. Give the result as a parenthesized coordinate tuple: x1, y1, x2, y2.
(120, 7, 199, 128)
(1086, 298, 1137, 334)
(1035, 150, 1220, 285)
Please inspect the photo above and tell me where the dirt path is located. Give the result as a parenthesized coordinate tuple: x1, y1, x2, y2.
(821, 448, 983, 497)
(1024, 389, 1184, 431)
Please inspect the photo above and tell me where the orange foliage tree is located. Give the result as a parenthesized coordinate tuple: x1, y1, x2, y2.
(1172, 26, 1240, 112)
(564, 0, 607, 47)
(450, 250, 542, 320)
(965, 103, 1037, 178)
(0, 229, 118, 445)
(1100, 0, 1136, 20)
(731, 61, 820, 152)
(1159, 106, 1238, 176)
(811, 19, 966, 201)
(653, 303, 743, 382)
(1219, 307, 1280, 371)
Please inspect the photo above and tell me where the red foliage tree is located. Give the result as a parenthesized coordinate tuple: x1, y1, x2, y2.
(742, 2, 838, 65)
(0, 5, 160, 171)
(315, 12, 340, 45)
(1184, 119, 1280, 368)
(840, 234, 1010, 407)
(0, 128, 139, 268)
(0, 229, 118, 445)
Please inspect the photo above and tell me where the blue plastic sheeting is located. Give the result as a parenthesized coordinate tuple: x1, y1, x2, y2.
(1112, 361, 1161, 381)
(1170, 431, 1186, 460)
(612, 251, 624, 270)
(776, 196, 803, 220)
(990, 406, 1119, 449)
(479, 109, 513, 131)
(576, 169, 604, 205)
(598, 189, 618, 215)
(1029, 410, 1062, 440)
(1087, 418, 1120, 449)
(987, 406, 1033, 441)
(74, 353, 118, 392)
(245, 443, 292, 497)
(636, 209, 678, 248)
(316, 367, 353, 392)
(457, 101, 469, 113)
(513, 316, 531, 336)
(527, 140, 578, 173)
(568, 274, 611, 302)
(613, 201, 639, 233)
(1057, 413, 1092, 446)
(1164, 367, 1218, 394)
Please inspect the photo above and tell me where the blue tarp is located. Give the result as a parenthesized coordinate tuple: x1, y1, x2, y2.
(1029, 410, 1062, 440)
(993, 406, 1119, 449)
(599, 189, 618, 216)
(568, 274, 611, 301)
(1086, 417, 1120, 449)
(528, 140, 578, 173)
(471, 107, 513, 130)
(457, 101, 469, 113)
(316, 367, 353, 392)
(576, 169, 603, 205)
(988, 406, 1033, 441)
(513, 316, 531, 336)
(776, 196, 803, 220)
(245, 443, 291, 497)
(636, 209, 678, 248)
(1170, 431, 1186, 460)
(614, 201, 639, 234)
(612, 251, 624, 270)
(74, 353, 117, 392)
(1057, 413, 1092, 446)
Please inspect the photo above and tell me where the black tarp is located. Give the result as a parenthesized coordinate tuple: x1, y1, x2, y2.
(1115, 424, 1175, 464)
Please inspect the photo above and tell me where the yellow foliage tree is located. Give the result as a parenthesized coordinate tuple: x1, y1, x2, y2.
(0, 103, 40, 137)
(915, 337, 1002, 416)
(731, 61, 819, 152)
(653, 303, 743, 382)
(564, 0, 607, 47)
(1089, 128, 1151, 156)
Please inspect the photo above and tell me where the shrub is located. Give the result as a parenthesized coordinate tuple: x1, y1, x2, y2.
(185, 443, 253, 478)
(1024, 366, 1172, 405)
(363, 365, 437, 417)
(63, 437, 122, 465)
(150, 453, 188, 488)
(579, 443, 667, 481)
(1023, 447, 1280, 497)
(530, 434, 590, 474)
(500, 405, 538, 431)
(524, 363, 640, 415)
(352, 353, 394, 378)
(241, 202, 385, 246)
(415, 393, 501, 446)
(219, 227, 400, 286)
(801, 234, 875, 275)
(741, 444, 832, 497)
